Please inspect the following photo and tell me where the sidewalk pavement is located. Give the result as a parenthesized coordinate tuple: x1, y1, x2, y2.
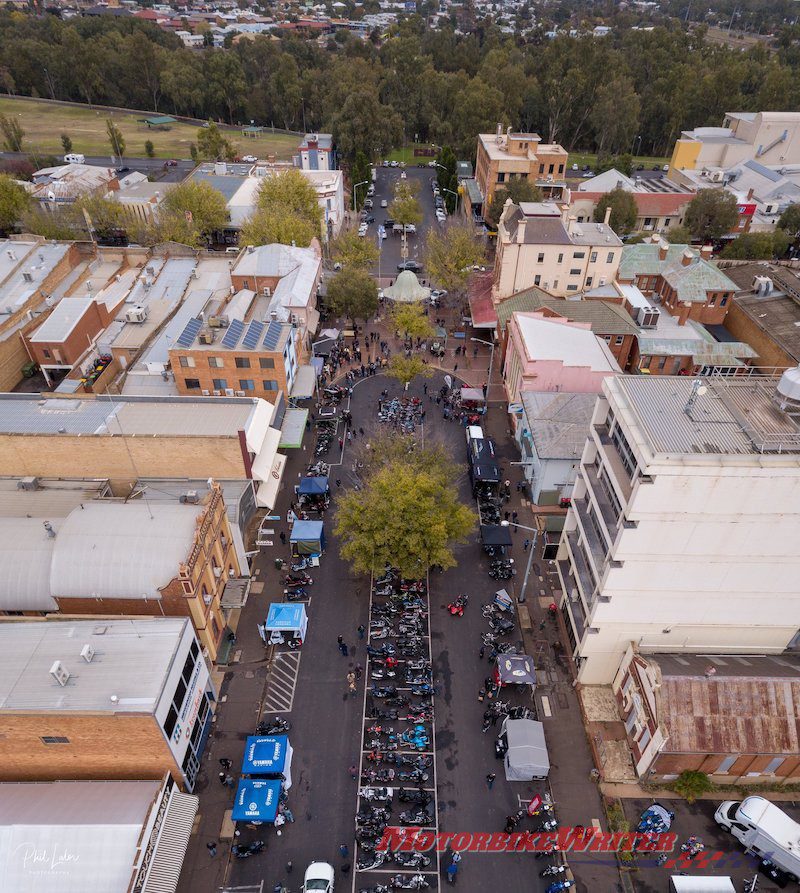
(602, 781, 800, 802)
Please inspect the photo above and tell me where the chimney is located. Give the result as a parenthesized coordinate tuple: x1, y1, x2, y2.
(699, 245, 713, 261)
(496, 123, 503, 143)
(603, 205, 612, 226)
(747, 187, 754, 201)
(658, 239, 669, 261)
(681, 248, 694, 267)
(506, 126, 512, 140)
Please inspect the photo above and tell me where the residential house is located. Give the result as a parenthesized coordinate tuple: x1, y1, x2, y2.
(556, 373, 800, 684)
(494, 201, 622, 300)
(611, 648, 800, 783)
(475, 125, 569, 210)
(298, 133, 336, 170)
(503, 312, 620, 404)
(0, 618, 215, 791)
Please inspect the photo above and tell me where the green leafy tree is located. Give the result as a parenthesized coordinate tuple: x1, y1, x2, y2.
(672, 770, 713, 804)
(144, 140, 155, 158)
(156, 180, 228, 247)
(60, 133, 72, 154)
(240, 207, 317, 248)
(0, 173, 30, 233)
(591, 76, 640, 156)
(326, 268, 379, 324)
(486, 179, 543, 227)
(390, 302, 435, 340)
(21, 205, 79, 241)
(389, 182, 422, 227)
(105, 119, 125, 158)
(332, 229, 379, 270)
(423, 222, 484, 295)
(436, 145, 458, 214)
(335, 450, 475, 577)
(596, 154, 634, 178)
(78, 195, 129, 241)
(778, 203, 800, 236)
(0, 114, 24, 153)
(666, 224, 693, 244)
(330, 90, 402, 162)
(593, 187, 638, 235)
(350, 150, 372, 211)
(720, 230, 790, 260)
(196, 122, 236, 162)
(685, 189, 739, 241)
(386, 354, 433, 386)
(256, 169, 322, 236)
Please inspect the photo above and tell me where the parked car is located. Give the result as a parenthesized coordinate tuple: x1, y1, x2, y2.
(403, 223, 416, 234)
(436, 210, 447, 223)
(397, 260, 422, 272)
(302, 861, 334, 892)
(582, 171, 595, 178)
(242, 155, 257, 163)
(430, 289, 448, 300)
(381, 199, 388, 208)
(368, 185, 375, 196)
(390, 160, 399, 167)
(382, 160, 389, 166)
(364, 215, 375, 224)
(572, 163, 579, 171)
(364, 199, 373, 209)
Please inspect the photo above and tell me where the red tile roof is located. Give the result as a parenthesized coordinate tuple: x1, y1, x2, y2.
(578, 192, 692, 217)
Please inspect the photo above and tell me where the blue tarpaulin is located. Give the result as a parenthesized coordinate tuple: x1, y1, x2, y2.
(242, 735, 289, 775)
(290, 519, 325, 555)
(232, 778, 282, 822)
(298, 476, 329, 495)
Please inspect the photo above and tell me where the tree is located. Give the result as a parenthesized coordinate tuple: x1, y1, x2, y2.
(778, 203, 800, 236)
(21, 205, 79, 241)
(326, 269, 379, 324)
(720, 230, 790, 260)
(196, 122, 236, 162)
(672, 770, 713, 804)
(684, 189, 739, 241)
(78, 195, 129, 241)
(335, 452, 476, 577)
(666, 224, 693, 244)
(256, 169, 321, 234)
(486, 179, 543, 227)
(240, 207, 317, 248)
(350, 150, 372, 212)
(158, 180, 228, 246)
(389, 182, 422, 227)
(332, 229, 379, 270)
(590, 76, 640, 156)
(391, 302, 435, 340)
(144, 140, 155, 158)
(60, 133, 72, 154)
(436, 145, 458, 214)
(423, 222, 484, 294)
(593, 187, 638, 235)
(0, 113, 24, 153)
(330, 90, 402, 161)
(386, 354, 433, 386)
(105, 118, 125, 159)
(0, 174, 30, 233)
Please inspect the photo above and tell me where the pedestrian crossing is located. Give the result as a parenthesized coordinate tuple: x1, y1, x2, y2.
(261, 651, 301, 713)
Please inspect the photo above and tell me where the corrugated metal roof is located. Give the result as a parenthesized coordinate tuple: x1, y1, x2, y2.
(502, 291, 640, 335)
(522, 391, 597, 459)
(141, 790, 198, 893)
(29, 296, 95, 343)
(0, 518, 59, 610)
(0, 618, 188, 712)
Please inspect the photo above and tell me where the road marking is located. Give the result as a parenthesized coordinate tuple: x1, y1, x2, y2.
(541, 695, 552, 717)
(261, 651, 301, 713)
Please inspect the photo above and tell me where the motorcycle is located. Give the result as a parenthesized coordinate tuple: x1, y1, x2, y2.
(394, 852, 432, 868)
(357, 852, 389, 871)
(537, 818, 559, 832)
(360, 786, 394, 804)
(371, 668, 398, 681)
(489, 616, 515, 633)
(447, 594, 469, 617)
(367, 724, 394, 736)
(398, 769, 429, 783)
(367, 644, 397, 658)
(359, 887, 390, 893)
(362, 767, 396, 783)
(284, 576, 312, 589)
(285, 588, 309, 602)
(383, 695, 411, 708)
(369, 707, 399, 720)
(371, 684, 398, 699)
(256, 716, 291, 735)
(396, 754, 431, 768)
(399, 808, 433, 826)
(357, 807, 391, 825)
(545, 882, 573, 893)
(540, 864, 567, 878)
(291, 556, 312, 572)
(535, 844, 559, 860)
(389, 874, 429, 889)
(231, 840, 264, 858)
(410, 684, 434, 696)
(398, 788, 432, 804)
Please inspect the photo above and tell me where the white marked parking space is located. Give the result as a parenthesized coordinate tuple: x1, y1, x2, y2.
(261, 650, 301, 714)
(541, 695, 552, 717)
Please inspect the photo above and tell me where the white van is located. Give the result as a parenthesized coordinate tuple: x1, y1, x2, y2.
(715, 796, 800, 882)
(669, 878, 735, 893)
(64, 153, 85, 164)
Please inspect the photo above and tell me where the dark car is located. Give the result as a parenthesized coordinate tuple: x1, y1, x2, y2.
(397, 261, 422, 272)
(365, 215, 375, 224)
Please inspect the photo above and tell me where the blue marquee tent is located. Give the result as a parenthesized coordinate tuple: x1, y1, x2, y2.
(298, 476, 329, 496)
(290, 519, 325, 555)
(242, 735, 293, 785)
(231, 778, 283, 823)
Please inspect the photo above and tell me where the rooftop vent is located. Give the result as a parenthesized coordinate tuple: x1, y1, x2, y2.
(17, 476, 40, 491)
(43, 521, 56, 538)
(49, 660, 70, 687)
(80, 644, 95, 663)
(774, 364, 800, 421)
(180, 490, 200, 504)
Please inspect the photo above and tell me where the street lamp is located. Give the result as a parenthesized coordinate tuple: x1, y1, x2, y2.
(352, 180, 369, 213)
(443, 187, 460, 215)
(470, 335, 495, 390)
(632, 134, 642, 157)
(501, 519, 538, 604)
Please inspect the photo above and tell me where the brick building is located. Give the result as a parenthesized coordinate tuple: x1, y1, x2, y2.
(0, 618, 215, 791)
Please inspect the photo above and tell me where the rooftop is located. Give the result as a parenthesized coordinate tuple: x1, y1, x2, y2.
(0, 477, 109, 517)
(607, 374, 800, 456)
(619, 242, 738, 302)
(503, 205, 621, 247)
(0, 618, 191, 713)
(521, 391, 598, 459)
(506, 290, 640, 336)
(28, 295, 95, 343)
(478, 131, 540, 162)
(515, 312, 620, 373)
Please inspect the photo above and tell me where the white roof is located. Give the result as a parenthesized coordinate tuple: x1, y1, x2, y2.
(576, 168, 635, 193)
(0, 518, 59, 610)
(51, 502, 201, 600)
(29, 296, 95, 343)
(515, 312, 619, 372)
(0, 618, 189, 712)
(0, 779, 162, 893)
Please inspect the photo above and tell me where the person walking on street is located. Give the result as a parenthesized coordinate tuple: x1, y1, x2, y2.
(279, 531, 286, 545)
(347, 671, 356, 695)
(446, 861, 458, 885)
(337, 635, 343, 647)
(339, 844, 349, 859)
(339, 641, 349, 656)
(357, 624, 365, 640)
(349, 764, 358, 779)
(479, 645, 485, 660)
(336, 479, 341, 488)
(486, 772, 496, 790)
(354, 662, 363, 679)
(207, 841, 217, 857)
(523, 538, 530, 552)
(219, 757, 232, 770)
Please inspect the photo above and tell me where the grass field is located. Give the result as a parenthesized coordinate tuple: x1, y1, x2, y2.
(0, 97, 300, 160)
(568, 151, 670, 170)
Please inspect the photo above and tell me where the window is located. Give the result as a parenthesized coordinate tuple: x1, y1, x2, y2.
(643, 217, 653, 227)
(566, 285, 578, 291)
(558, 163, 564, 174)
(239, 379, 254, 391)
(263, 380, 278, 391)
(234, 357, 251, 369)
(610, 422, 636, 479)
(537, 253, 545, 263)
(548, 164, 554, 174)
(720, 295, 728, 307)
(603, 335, 612, 343)
(714, 755, 738, 775)
(586, 277, 593, 288)
(210, 616, 220, 640)
(657, 357, 667, 371)
(606, 252, 614, 263)
(163, 705, 178, 740)
(534, 275, 541, 286)
(538, 164, 544, 174)
(590, 251, 597, 263)
(181, 651, 196, 685)
(259, 357, 275, 369)
(764, 757, 785, 775)
(208, 357, 223, 368)
(708, 293, 716, 307)
(569, 268, 582, 276)
(497, 173, 506, 183)
(573, 251, 585, 259)
(43, 349, 51, 359)
(212, 378, 228, 390)
(179, 356, 195, 368)
(40, 736, 70, 745)
(557, 253, 563, 264)
(184, 378, 200, 390)
(615, 336, 624, 346)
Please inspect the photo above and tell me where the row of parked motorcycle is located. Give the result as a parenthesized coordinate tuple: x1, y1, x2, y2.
(356, 567, 436, 887)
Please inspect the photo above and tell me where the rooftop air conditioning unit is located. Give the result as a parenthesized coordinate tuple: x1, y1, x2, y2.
(17, 476, 40, 491)
(262, 287, 271, 297)
(236, 390, 245, 396)
(22, 271, 33, 283)
(198, 329, 215, 344)
(208, 316, 230, 328)
(710, 170, 724, 183)
(637, 306, 660, 328)
(225, 388, 234, 396)
(192, 268, 200, 279)
(201, 389, 210, 396)
(180, 490, 200, 504)
(212, 390, 221, 396)
(146, 265, 155, 276)
(213, 566, 222, 578)
(290, 313, 298, 326)
(125, 305, 148, 324)
(49, 660, 70, 687)
(753, 275, 773, 296)
(80, 644, 95, 664)
(143, 280, 151, 291)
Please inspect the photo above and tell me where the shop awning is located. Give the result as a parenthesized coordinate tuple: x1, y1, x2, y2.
(251, 426, 282, 481)
(279, 409, 308, 449)
(232, 778, 282, 823)
(298, 476, 328, 495)
(312, 337, 337, 357)
(242, 735, 289, 775)
(480, 524, 513, 546)
(290, 365, 316, 399)
(255, 453, 287, 509)
(140, 790, 199, 893)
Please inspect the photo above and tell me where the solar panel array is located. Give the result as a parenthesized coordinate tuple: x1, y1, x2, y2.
(176, 317, 202, 348)
(222, 318, 245, 349)
(263, 320, 283, 350)
(242, 319, 265, 350)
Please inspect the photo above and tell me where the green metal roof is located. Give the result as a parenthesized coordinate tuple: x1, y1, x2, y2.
(618, 244, 739, 303)
(497, 289, 639, 335)
(142, 115, 177, 126)
(463, 178, 483, 204)
(494, 287, 553, 330)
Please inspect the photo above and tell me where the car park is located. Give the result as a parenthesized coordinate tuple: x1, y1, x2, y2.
(302, 860, 334, 892)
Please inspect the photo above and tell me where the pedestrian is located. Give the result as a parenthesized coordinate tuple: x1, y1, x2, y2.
(347, 430, 352, 443)
(523, 538, 530, 552)
(357, 624, 366, 640)
(218, 771, 227, 786)
(224, 774, 234, 787)
(349, 764, 358, 779)
(339, 843, 349, 859)
(279, 531, 286, 545)
(446, 861, 458, 884)
(336, 479, 341, 488)
(479, 645, 485, 660)
(286, 860, 293, 874)
(423, 383, 428, 395)
(338, 438, 343, 450)
(207, 841, 217, 857)
(359, 427, 364, 436)
(486, 772, 496, 790)
(347, 671, 356, 695)
(341, 862, 351, 875)
(512, 511, 518, 524)
(339, 641, 349, 656)
(454, 363, 458, 372)
(274, 813, 286, 831)
(337, 635, 343, 646)
(355, 662, 363, 679)
(282, 806, 295, 823)
(482, 717, 491, 733)
(516, 481, 522, 492)
(219, 757, 232, 770)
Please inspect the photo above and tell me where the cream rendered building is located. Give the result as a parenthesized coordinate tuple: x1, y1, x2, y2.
(556, 373, 800, 685)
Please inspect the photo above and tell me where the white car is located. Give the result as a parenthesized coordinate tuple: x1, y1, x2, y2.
(430, 289, 448, 300)
(368, 185, 375, 196)
(403, 224, 416, 234)
(302, 861, 334, 892)
(390, 160, 399, 167)
(358, 225, 368, 238)
(241, 155, 257, 163)
(364, 199, 373, 209)
(381, 199, 388, 208)
(436, 210, 447, 222)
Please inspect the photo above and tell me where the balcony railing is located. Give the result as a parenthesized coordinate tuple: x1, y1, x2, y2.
(582, 464, 620, 534)
(593, 425, 634, 501)
(564, 529, 596, 603)
(573, 495, 608, 571)
(558, 559, 587, 641)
